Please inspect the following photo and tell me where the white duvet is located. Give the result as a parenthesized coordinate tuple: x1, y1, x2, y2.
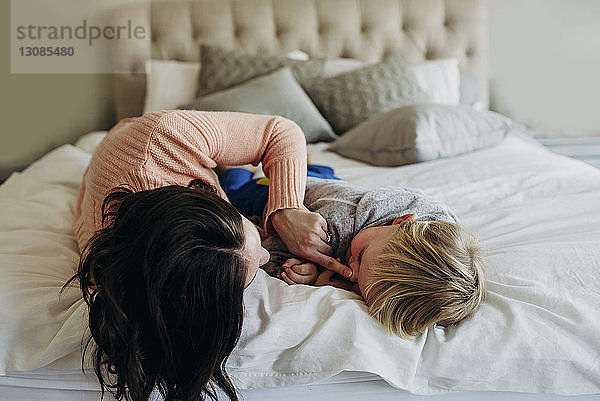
(0, 130, 599, 395)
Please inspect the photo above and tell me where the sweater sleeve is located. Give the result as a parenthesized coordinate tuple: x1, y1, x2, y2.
(164, 111, 308, 233)
(219, 114, 308, 233)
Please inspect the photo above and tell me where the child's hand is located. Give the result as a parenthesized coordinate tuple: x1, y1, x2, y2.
(314, 270, 359, 294)
(270, 208, 355, 281)
(279, 258, 319, 285)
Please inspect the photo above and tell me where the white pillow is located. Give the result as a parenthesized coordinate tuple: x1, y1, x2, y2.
(143, 60, 201, 114)
(286, 50, 310, 61)
(291, 51, 370, 77)
(322, 58, 369, 77)
(408, 58, 460, 105)
(73, 131, 108, 153)
(143, 52, 314, 115)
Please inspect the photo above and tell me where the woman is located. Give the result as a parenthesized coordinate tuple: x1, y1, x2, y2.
(67, 111, 351, 401)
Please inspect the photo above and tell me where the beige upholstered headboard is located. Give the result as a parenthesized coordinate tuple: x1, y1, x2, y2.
(113, 0, 488, 121)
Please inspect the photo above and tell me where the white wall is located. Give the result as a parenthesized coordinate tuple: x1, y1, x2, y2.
(1, 0, 152, 182)
(489, 0, 600, 137)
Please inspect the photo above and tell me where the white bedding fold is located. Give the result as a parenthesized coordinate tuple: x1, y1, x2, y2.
(0, 130, 598, 395)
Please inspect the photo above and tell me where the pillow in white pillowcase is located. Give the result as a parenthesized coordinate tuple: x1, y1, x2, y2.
(286, 50, 310, 61)
(408, 58, 460, 105)
(143, 60, 201, 114)
(322, 58, 369, 77)
(143, 52, 314, 115)
(288, 51, 370, 77)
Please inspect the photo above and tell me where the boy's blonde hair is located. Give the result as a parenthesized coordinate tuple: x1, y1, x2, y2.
(364, 220, 486, 338)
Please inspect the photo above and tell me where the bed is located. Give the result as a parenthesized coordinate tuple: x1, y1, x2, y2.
(1, 1, 599, 400)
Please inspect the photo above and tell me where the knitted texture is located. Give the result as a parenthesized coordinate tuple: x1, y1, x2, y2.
(304, 55, 429, 134)
(72, 110, 307, 253)
(261, 178, 458, 278)
(196, 44, 325, 97)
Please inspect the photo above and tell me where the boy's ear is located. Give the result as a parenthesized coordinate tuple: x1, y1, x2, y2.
(392, 214, 415, 225)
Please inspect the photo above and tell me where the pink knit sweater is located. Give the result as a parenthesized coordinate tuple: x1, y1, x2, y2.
(72, 110, 307, 253)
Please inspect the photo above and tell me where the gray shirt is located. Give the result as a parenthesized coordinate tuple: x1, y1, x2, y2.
(261, 178, 458, 277)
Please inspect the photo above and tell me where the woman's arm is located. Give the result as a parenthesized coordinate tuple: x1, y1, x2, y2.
(156, 111, 353, 278)
(213, 113, 309, 231)
(151, 110, 306, 217)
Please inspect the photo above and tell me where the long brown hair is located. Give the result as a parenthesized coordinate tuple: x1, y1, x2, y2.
(64, 179, 247, 401)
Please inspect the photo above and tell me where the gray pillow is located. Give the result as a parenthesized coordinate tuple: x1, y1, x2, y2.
(328, 104, 512, 166)
(303, 55, 430, 135)
(180, 68, 337, 143)
(197, 45, 325, 97)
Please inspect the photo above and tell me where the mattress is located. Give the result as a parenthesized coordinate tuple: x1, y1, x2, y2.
(1, 129, 599, 400)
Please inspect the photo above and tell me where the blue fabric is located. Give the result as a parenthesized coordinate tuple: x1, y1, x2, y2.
(221, 164, 340, 226)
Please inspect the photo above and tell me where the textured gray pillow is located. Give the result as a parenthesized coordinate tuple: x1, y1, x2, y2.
(181, 68, 337, 143)
(328, 104, 512, 166)
(197, 45, 325, 97)
(303, 55, 430, 134)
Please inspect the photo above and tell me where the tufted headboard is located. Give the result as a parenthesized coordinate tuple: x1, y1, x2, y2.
(112, 0, 488, 121)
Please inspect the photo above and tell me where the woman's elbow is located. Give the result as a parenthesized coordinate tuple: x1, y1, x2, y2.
(272, 116, 306, 151)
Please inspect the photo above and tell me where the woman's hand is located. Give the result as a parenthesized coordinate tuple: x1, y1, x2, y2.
(270, 208, 354, 280)
(279, 258, 319, 285)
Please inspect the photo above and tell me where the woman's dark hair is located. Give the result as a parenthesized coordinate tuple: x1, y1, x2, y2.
(64, 179, 247, 401)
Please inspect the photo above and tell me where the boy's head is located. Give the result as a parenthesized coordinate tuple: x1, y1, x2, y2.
(346, 214, 486, 338)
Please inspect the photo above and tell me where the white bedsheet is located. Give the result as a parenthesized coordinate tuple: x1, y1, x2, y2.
(0, 130, 599, 396)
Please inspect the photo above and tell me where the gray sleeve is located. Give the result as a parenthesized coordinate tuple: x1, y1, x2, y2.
(260, 235, 294, 278)
(357, 186, 459, 230)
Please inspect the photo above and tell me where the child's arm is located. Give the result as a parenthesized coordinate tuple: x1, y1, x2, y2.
(260, 237, 293, 278)
(260, 236, 319, 284)
(261, 253, 319, 285)
(314, 270, 360, 295)
(280, 258, 319, 285)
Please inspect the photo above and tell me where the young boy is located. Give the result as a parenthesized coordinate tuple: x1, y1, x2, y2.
(220, 166, 486, 338)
